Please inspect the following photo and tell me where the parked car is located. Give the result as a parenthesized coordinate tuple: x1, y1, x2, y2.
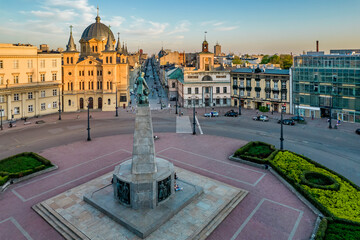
(291, 116, 305, 122)
(252, 115, 269, 121)
(356, 129, 360, 135)
(204, 111, 219, 117)
(278, 119, 295, 125)
(224, 110, 238, 117)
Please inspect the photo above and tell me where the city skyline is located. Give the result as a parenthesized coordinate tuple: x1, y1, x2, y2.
(1, 0, 360, 55)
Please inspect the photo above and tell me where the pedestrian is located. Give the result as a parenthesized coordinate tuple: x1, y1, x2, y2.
(337, 119, 341, 125)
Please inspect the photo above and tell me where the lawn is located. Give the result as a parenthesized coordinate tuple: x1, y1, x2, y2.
(0, 156, 43, 173)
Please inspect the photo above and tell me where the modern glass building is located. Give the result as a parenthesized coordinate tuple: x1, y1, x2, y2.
(292, 51, 360, 123)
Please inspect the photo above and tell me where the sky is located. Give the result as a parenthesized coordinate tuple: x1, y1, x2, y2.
(1, 0, 360, 55)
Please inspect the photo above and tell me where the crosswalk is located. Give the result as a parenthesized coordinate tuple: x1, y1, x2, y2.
(176, 116, 192, 133)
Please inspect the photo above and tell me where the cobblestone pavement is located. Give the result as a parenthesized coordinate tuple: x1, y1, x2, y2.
(0, 133, 316, 240)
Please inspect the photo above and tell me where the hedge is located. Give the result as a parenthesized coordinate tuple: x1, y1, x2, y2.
(233, 141, 278, 164)
(0, 152, 52, 186)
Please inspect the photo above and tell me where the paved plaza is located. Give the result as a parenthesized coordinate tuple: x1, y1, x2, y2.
(0, 132, 317, 240)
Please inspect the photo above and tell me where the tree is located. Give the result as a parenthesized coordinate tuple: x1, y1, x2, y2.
(232, 56, 243, 65)
(261, 55, 270, 64)
(269, 54, 280, 64)
(280, 55, 293, 69)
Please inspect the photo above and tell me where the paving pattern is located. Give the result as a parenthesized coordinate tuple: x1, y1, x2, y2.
(0, 133, 317, 240)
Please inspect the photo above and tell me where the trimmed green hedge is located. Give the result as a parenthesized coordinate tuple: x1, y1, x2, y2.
(232, 142, 360, 239)
(0, 152, 52, 186)
(234, 141, 278, 164)
(300, 171, 340, 191)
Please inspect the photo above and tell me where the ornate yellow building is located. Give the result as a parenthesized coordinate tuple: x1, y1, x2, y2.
(62, 11, 130, 112)
(0, 43, 62, 121)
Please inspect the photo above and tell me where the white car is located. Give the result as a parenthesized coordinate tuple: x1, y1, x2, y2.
(204, 111, 219, 117)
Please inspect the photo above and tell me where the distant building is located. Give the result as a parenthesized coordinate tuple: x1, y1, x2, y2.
(214, 42, 221, 56)
(62, 10, 130, 112)
(230, 68, 290, 113)
(172, 37, 231, 108)
(158, 50, 185, 66)
(330, 49, 360, 55)
(0, 43, 62, 120)
(292, 51, 360, 122)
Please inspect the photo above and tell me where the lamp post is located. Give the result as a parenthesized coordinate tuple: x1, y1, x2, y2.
(280, 104, 284, 150)
(114, 83, 118, 117)
(175, 80, 178, 115)
(87, 99, 91, 141)
(58, 88, 61, 120)
(192, 96, 196, 135)
(0, 107, 3, 130)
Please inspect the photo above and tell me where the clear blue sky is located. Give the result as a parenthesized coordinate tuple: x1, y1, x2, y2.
(0, 0, 360, 55)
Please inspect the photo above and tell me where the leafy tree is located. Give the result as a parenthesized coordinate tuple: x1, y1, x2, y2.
(269, 54, 280, 64)
(261, 55, 270, 64)
(280, 54, 293, 69)
(259, 106, 269, 112)
(232, 56, 243, 65)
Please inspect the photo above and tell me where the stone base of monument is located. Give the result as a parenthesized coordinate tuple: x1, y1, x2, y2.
(32, 167, 248, 240)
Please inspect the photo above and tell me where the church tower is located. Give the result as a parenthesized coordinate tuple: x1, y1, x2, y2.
(202, 31, 209, 53)
(197, 32, 214, 71)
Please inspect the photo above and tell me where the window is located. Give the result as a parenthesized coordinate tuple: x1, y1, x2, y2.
(246, 79, 251, 86)
(281, 81, 286, 89)
(266, 81, 270, 88)
(41, 91, 45, 97)
(233, 78, 237, 85)
(187, 88, 191, 94)
(266, 92, 270, 98)
(274, 93, 278, 99)
(274, 82, 278, 90)
(70, 57, 73, 64)
(28, 74, 33, 83)
(40, 74, 45, 82)
(0, 60, 3, 68)
(79, 82, 82, 90)
(91, 81, 94, 90)
(195, 99, 199, 105)
(256, 92, 260, 98)
(216, 87, 220, 93)
(0, 95, 4, 103)
(205, 87, 209, 93)
(172, 82, 175, 88)
(216, 99, 220, 105)
(52, 59, 57, 67)
(188, 99, 192, 106)
(281, 93, 287, 100)
(14, 107, 20, 114)
(52, 73, 57, 81)
(13, 60, 19, 69)
(53, 89, 57, 96)
(120, 95, 127, 102)
(240, 90, 244, 96)
(27, 60, 33, 68)
(28, 105, 33, 112)
(234, 89, 237, 95)
(79, 71, 82, 76)
(247, 91, 250, 97)
(68, 100, 71, 106)
(14, 93, 19, 101)
(40, 60, 45, 68)
(0, 76, 3, 85)
(223, 87, 227, 93)
(108, 99, 111, 105)
(28, 92, 33, 99)
(256, 81, 260, 87)
(14, 75, 19, 84)
(41, 103, 46, 110)
(66, 57, 69, 64)
(223, 98, 227, 105)
(240, 80, 244, 87)
(195, 87, 199, 94)
(52, 101, 57, 108)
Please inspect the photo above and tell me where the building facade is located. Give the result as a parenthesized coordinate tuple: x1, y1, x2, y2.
(62, 12, 129, 112)
(292, 52, 360, 122)
(230, 68, 290, 113)
(179, 39, 231, 108)
(0, 43, 62, 120)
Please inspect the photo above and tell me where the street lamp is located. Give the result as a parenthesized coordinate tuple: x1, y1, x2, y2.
(114, 83, 118, 117)
(0, 107, 3, 130)
(280, 104, 284, 150)
(58, 88, 61, 120)
(87, 99, 91, 141)
(192, 96, 197, 135)
(175, 80, 178, 115)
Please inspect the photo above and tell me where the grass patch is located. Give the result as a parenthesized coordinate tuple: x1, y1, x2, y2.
(245, 145, 273, 158)
(233, 141, 278, 164)
(0, 152, 53, 186)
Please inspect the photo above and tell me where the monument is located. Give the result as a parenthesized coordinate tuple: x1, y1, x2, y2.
(83, 73, 203, 238)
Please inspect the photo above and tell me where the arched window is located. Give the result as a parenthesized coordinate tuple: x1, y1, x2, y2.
(67, 82, 70, 90)
(92, 46, 95, 52)
(68, 99, 71, 106)
(106, 56, 108, 63)
(108, 99, 111, 105)
(71, 57, 73, 64)
(202, 75, 212, 81)
(66, 57, 69, 64)
(110, 57, 112, 63)
(95, 46, 98, 52)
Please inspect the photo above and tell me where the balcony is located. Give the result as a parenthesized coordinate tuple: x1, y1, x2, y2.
(265, 87, 271, 92)
(245, 86, 252, 91)
(255, 87, 261, 92)
(272, 88, 279, 92)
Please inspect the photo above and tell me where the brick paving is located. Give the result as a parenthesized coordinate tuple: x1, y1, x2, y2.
(0, 133, 317, 240)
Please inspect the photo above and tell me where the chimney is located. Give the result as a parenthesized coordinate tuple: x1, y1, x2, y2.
(316, 40, 319, 52)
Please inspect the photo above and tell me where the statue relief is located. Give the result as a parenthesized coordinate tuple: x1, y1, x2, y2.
(117, 179, 130, 205)
(158, 176, 171, 202)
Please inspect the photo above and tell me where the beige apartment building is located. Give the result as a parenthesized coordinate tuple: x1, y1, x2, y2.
(230, 68, 290, 113)
(62, 12, 130, 112)
(0, 43, 62, 121)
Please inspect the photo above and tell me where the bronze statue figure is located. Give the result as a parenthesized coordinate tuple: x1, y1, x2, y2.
(135, 72, 150, 105)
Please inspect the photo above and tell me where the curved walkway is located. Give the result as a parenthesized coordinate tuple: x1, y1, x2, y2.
(0, 133, 316, 240)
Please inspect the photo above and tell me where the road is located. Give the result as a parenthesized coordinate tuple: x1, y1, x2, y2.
(0, 59, 359, 187)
